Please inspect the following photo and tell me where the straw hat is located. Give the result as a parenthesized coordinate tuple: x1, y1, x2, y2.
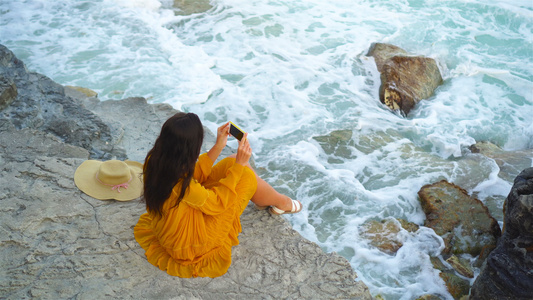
(74, 160, 143, 201)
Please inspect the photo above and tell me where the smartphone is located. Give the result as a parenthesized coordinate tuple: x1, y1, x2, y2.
(229, 122, 245, 141)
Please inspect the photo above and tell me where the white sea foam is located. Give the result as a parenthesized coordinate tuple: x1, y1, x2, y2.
(1, 0, 532, 298)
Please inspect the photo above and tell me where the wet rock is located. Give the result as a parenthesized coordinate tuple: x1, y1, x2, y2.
(367, 43, 409, 71)
(173, 0, 212, 15)
(313, 129, 354, 163)
(416, 295, 446, 300)
(367, 43, 443, 115)
(470, 167, 533, 300)
(430, 257, 471, 300)
(445, 255, 474, 278)
(470, 141, 533, 182)
(439, 272, 470, 300)
(360, 218, 419, 255)
(313, 129, 496, 193)
(472, 244, 496, 268)
(418, 180, 501, 256)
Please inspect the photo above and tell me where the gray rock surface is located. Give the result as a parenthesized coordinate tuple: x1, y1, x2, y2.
(0, 75, 17, 111)
(0, 44, 372, 299)
(470, 167, 533, 300)
(0, 45, 124, 160)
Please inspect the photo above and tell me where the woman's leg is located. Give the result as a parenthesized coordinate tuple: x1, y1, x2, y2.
(228, 154, 293, 211)
(252, 176, 294, 211)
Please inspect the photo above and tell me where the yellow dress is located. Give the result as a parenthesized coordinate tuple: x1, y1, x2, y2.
(134, 154, 258, 278)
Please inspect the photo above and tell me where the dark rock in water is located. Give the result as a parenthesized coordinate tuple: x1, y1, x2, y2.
(0, 45, 124, 160)
(418, 180, 501, 256)
(470, 167, 533, 300)
(367, 43, 443, 116)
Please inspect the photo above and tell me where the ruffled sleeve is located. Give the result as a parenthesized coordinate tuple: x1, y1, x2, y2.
(193, 153, 213, 184)
(183, 161, 246, 215)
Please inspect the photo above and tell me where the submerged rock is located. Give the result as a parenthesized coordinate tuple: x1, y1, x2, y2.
(312, 129, 498, 196)
(418, 180, 501, 256)
(312, 129, 354, 163)
(367, 43, 443, 116)
(470, 167, 533, 300)
(360, 218, 419, 255)
(173, 0, 212, 15)
(470, 141, 533, 183)
(430, 257, 471, 300)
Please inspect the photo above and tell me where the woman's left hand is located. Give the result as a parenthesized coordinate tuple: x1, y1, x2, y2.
(235, 133, 252, 166)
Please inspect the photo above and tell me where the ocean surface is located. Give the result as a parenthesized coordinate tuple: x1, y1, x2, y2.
(1, 0, 532, 298)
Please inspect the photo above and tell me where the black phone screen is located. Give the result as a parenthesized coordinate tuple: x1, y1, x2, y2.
(230, 123, 244, 141)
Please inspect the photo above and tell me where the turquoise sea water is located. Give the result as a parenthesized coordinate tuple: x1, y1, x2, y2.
(1, 0, 532, 298)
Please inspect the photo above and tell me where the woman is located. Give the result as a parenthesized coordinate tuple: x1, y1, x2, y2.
(134, 112, 302, 278)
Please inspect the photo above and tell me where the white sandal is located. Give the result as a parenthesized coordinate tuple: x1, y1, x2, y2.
(269, 199, 302, 215)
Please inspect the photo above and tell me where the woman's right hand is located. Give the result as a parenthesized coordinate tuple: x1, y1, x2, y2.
(215, 122, 230, 149)
(207, 122, 230, 163)
(235, 133, 252, 166)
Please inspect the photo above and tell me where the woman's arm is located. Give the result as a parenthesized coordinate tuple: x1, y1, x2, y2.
(184, 163, 245, 215)
(186, 133, 253, 215)
(194, 122, 231, 183)
(207, 122, 230, 163)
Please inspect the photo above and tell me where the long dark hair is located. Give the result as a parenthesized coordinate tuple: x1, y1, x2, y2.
(142, 112, 204, 216)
